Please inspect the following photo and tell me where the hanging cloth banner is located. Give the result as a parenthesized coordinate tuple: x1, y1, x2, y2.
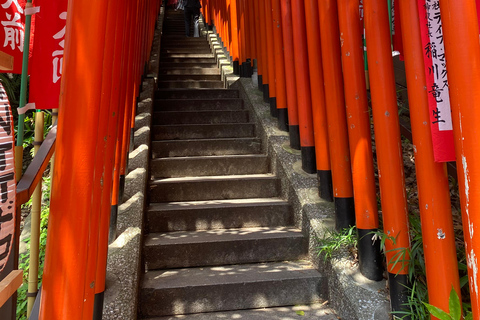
(28, 0, 67, 110)
(0, 83, 16, 273)
(417, 0, 455, 162)
(0, 0, 28, 74)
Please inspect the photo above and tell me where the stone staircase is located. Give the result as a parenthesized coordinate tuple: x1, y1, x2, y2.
(138, 9, 336, 319)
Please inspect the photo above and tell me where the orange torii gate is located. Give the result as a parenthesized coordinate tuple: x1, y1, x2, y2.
(36, 0, 160, 318)
(202, 0, 478, 317)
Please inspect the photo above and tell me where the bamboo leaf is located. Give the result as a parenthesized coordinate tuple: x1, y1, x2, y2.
(423, 303, 451, 320)
(448, 288, 461, 320)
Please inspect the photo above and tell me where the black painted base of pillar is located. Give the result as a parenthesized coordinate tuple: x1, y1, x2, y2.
(357, 228, 384, 281)
(263, 84, 270, 103)
(334, 197, 356, 230)
(278, 108, 288, 132)
(109, 204, 118, 244)
(289, 125, 301, 150)
(233, 60, 240, 75)
(240, 62, 252, 78)
(258, 75, 263, 91)
(301, 146, 317, 174)
(389, 273, 410, 318)
(93, 291, 105, 320)
(270, 97, 278, 117)
(317, 170, 333, 202)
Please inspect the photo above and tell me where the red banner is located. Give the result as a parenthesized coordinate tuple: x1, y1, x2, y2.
(28, 0, 67, 110)
(0, 83, 16, 273)
(417, 0, 455, 162)
(0, 0, 27, 73)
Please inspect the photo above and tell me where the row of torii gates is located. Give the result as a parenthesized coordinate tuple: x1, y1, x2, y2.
(1, 0, 480, 319)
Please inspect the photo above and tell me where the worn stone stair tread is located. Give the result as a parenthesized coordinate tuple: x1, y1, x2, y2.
(152, 173, 276, 184)
(145, 227, 303, 246)
(146, 198, 291, 232)
(152, 123, 255, 140)
(142, 260, 319, 288)
(151, 138, 262, 157)
(148, 198, 288, 212)
(153, 110, 249, 124)
(155, 99, 243, 111)
(149, 174, 279, 202)
(159, 68, 221, 75)
(158, 74, 222, 81)
(156, 89, 239, 99)
(141, 303, 338, 320)
(151, 154, 268, 177)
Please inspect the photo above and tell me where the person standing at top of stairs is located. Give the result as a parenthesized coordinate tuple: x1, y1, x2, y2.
(184, 0, 201, 37)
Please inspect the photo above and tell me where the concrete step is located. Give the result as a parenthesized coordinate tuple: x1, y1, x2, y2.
(139, 261, 327, 317)
(152, 123, 255, 140)
(155, 99, 243, 111)
(159, 68, 220, 75)
(151, 138, 262, 158)
(161, 53, 215, 59)
(158, 80, 224, 89)
(144, 227, 307, 270)
(153, 110, 249, 125)
(147, 198, 292, 232)
(149, 174, 279, 202)
(158, 74, 221, 81)
(151, 154, 269, 178)
(161, 48, 212, 54)
(160, 57, 217, 64)
(140, 303, 338, 320)
(156, 89, 238, 99)
(159, 62, 218, 68)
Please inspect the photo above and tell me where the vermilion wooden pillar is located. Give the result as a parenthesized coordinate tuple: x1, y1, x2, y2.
(264, 0, 277, 116)
(290, 0, 316, 173)
(39, 0, 111, 318)
(271, 0, 287, 130)
(229, 0, 240, 74)
(364, 0, 411, 313)
(399, 0, 460, 314)
(303, 0, 333, 202)
(439, 0, 480, 317)
(254, 0, 263, 91)
(280, 0, 300, 150)
(259, 0, 270, 102)
(337, 0, 382, 280)
(318, 0, 355, 230)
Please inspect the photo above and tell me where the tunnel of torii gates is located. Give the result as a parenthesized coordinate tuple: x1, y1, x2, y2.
(3, 0, 480, 318)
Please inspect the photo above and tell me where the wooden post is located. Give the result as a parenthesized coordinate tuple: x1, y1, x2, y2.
(364, 0, 411, 313)
(39, 0, 111, 318)
(303, 0, 333, 202)
(337, 0, 382, 280)
(271, 0, 287, 131)
(439, 0, 480, 317)
(317, 0, 355, 229)
(280, 0, 300, 150)
(290, 0, 316, 174)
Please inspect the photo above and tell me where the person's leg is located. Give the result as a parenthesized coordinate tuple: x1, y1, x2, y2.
(193, 8, 200, 37)
(184, 7, 192, 37)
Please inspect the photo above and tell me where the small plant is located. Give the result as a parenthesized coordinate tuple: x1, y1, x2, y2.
(317, 226, 357, 261)
(424, 287, 472, 320)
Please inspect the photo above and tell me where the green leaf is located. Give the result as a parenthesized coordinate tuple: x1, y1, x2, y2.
(423, 303, 451, 320)
(448, 288, 461, 320)
(465, 313, 473, 320)
(295, 310, 305, 316)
